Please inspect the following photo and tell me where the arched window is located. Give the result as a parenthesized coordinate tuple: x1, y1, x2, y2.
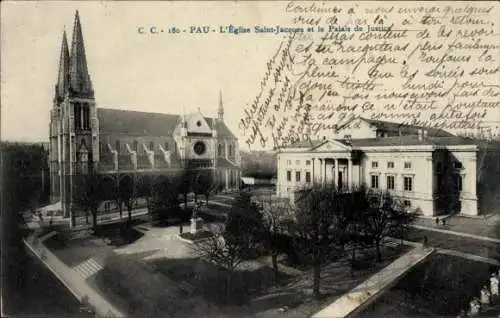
(115, 140, 120, 153)
(228, 144, 233, 157)
(133, 140, 138, 152)
(218, 144, 223, 156)
(149, 141, 154, 151)
(164, 142, 169, 151)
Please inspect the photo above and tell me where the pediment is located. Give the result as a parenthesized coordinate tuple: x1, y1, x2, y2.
(311, 139, 351, 152)
(186, 112, 212, 134)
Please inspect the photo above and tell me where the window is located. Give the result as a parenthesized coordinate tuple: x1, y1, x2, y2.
(286, 171, 291, 181)
(404, 162, 412, 169)
(287, 160, 292, 165)
(371, 175, 379, 189)
(454, 161, 463, 169)
(372, 161, 378, 168)
(229, 145, 233, 156)
(296, 171, 301, 182)
(437, 162, 442, 173)
(306, 160, 311, 166)
(306, 172, 311, 183)
(133, 140, 138, 152)
(344, 134, 352, 139)
(295, 160, 300, 165)
(164, 142, 169, 151)
(404, 200, 411, 208)
(218, 144, 223, 156)
(404, 176, 413, 191)
(387, 175, 395, 190)
(387, 161, 394, 169)
(458, 175, 463, 192)
(149, 141, 154, 151)
(115, 140, 120, 153)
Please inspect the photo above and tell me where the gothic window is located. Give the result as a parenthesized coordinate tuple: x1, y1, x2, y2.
(149, 141, 154, 151)
(218, 144, 223, 156)
(164, 142, 169, 151)
(83, 107, 90, 130)
(74, 103, 81, 130)
(115, 140, 120, 153)
(133, 140, 138, 152)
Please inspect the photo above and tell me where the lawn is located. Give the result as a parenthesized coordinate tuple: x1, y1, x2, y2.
(356, 253, 496, 317)
(150, 256, 294, 306)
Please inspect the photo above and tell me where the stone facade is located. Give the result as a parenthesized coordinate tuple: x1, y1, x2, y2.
(277, 117, 479, 217)
(48, 12, 240, 220)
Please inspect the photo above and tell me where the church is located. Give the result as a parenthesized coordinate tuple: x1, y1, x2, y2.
(276, 117, 480, 217)
(49, 11, 241, 220)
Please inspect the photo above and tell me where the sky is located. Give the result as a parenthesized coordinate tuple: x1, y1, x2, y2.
(1, 1, 289, 145)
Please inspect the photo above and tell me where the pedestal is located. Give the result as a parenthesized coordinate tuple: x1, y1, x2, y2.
(190, 217, 203, 234)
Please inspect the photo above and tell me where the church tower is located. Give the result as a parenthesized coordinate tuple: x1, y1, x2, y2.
(49, 11, 99, 224)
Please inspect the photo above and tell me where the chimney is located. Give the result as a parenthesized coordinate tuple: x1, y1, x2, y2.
(418, 129, 423, 141)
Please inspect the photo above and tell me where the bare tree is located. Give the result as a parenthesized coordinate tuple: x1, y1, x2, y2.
(135, 174, 153, 214)
(189, 224, 246, 301)
(73, 173, 104, 231)
(293, 183, 349, 299)
(362, 190, 417, 262)
(260, 198, 295, 283)
(119, 175, 137, 224)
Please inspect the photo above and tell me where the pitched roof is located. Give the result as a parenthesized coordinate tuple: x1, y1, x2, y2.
(357, 117, 454, 137)
(283, 136, 477, 149)
(97, 108, 237, 139)
(349, 136, 477, 147)
(98, 108, 180, 136)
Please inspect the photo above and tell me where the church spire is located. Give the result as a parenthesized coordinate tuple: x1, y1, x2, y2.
(217, 90, 224, 121)
(54, 29, 70, 104)
(69, 10, 93, 98)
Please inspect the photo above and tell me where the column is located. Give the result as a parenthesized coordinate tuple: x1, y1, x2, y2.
(334, 158, 339, 189)
(324, 158, 327, 186)
(348, 157, 352, 190)
(312, 158, 315, 185)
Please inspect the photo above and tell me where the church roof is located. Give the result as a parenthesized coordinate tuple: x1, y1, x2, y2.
(97, 108, 236, 139)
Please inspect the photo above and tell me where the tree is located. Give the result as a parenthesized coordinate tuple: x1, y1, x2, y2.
(136, 174, 153, 214)
(260, 198, 295, 284)
(362, 190, 417, 262)
(224, 190, 266, 259)
(119, 176, 136, 224)
(176, 169, 191, 210)
(150, 177, 181, 222)
(189, 224, 246, 302)
(293, 183, 348, 299)
(73, 173, 104, 231)
(192, 171, 214, 205)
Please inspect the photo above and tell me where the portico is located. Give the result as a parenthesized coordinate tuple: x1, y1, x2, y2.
(312, 155, 354, 189)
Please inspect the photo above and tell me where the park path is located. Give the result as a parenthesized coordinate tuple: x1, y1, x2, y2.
(23, 232, 125, 318)
(312, 247, 435, 318)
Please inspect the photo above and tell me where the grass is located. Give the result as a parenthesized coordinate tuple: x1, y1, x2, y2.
(356, 253, 497, 317)
(150, 257, 294, 306)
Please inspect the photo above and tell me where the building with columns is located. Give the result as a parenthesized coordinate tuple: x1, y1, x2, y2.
(277, 117, 480, 217)
(49, 11, 240, 219)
